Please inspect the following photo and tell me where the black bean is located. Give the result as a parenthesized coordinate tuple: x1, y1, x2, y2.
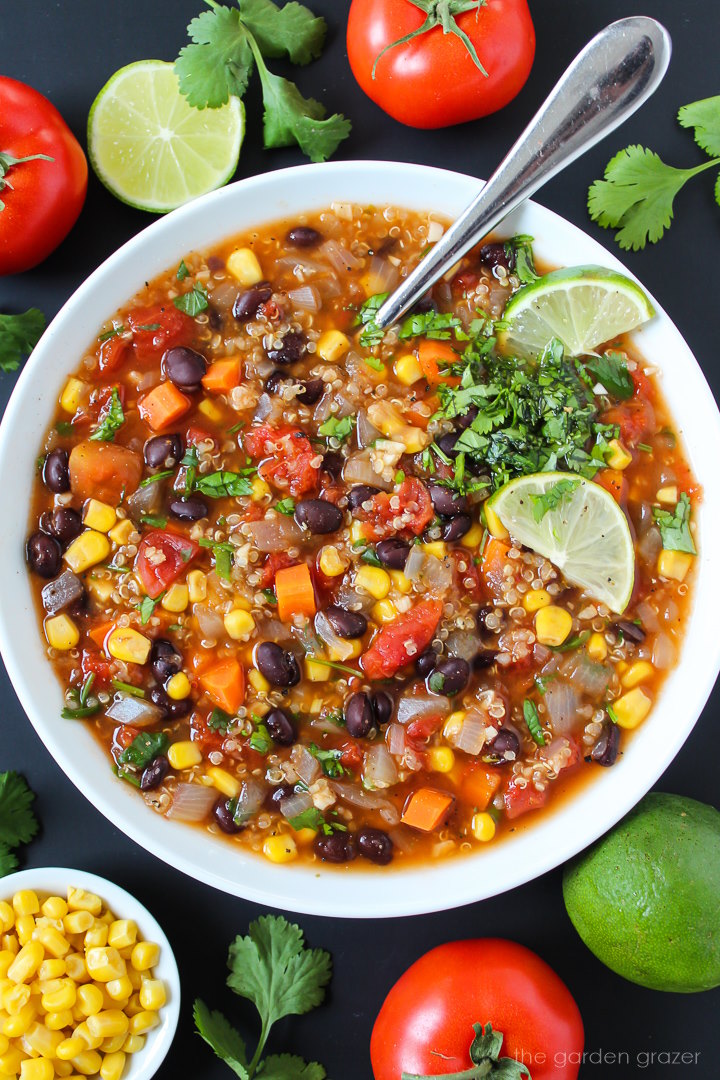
(40, 507, 83, 546)
(169, 496, 208, 522)
(233, 283, 273, 321)
(416, 649, 437, 679)
(474, 649, 498, 670)
(479, 242, 514, 273)
(371, 690, 393, 726)
(357, 827, 394, 866)
(435, 432, 460, 459)
(614, 619, 645, 644)
(347, 485, 381, 511)
(345, 692, 375, 738)
(429, 483, 468, 518)
(207, 255, 225, 272)
(295, 498, 343, 534)
(455, 406, 478, 431)
(43, 449, 70, 493)
(477, 606, 495, 633)
(255, 642, 301, 687)
(27, 532, 62, 578)
(151, 639, 183, 683)
(208, 306, 224, 332)
(264, 783, 296, 810)
(409, 294, 437, 315)
(484, 728, 520, 764)
(322, 451, 344, 480)
(148, 686, 191, 720)
(591, 721, 621, 767)
(428, 657, 470, 696)
(213, 797, 243, 834)
(286, 226, 323, 247)
(265, 708, 297, 747)
(267, 330, 306, 365)
(375, 538, 410, 570)
(144, 434, 183, 469)
(141, 755, 170, 792)
(163, 346, 207, 392)
(442, 515, 472, 543)
(264, 369, 288, 395)
(315, 831, 357, 863)
(298, 378, 324, 405)
(325, 605, 367, 639)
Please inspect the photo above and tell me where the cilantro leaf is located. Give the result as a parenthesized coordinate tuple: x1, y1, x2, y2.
(0, 772, 39, 849)
(354, 292, 389, 348)
(0, 846, 18, 877)
(193, 1000, 249, 1079)
(528, 479, 579, 523)
(208, 707, 235, 733)
(199, 538, 235, 580)
(584, 351, 633, 399)
(137, 593, 164, 625)
(175, 7, 253, 109)
(308, 743, 344, 777)
(249, 723, 273, 755)
(317, 415, 353, 441)
(0, 309, 45, 372)
(174, 282, 209, 316)
(287, 807, 325, 832)
(523, 699, 545, 746)
(275, 497, 296, 516)
(398, 309, 463, 341)
(89, 387, 124, 442)
(653, 491, 697, 554)
(678, 95, 720, 158)
(507, 234, 539, 285)
(226, 915, 332, 1032)
(177, 259, 190, 281)
(259, 1055, 326, 1080)
(119, 732, 169, 770)
(195, 471, 254, 497)
(240, 0, 326, 65)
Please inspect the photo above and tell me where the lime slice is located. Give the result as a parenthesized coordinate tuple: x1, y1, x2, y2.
(488, 471, 634, 613)
(499, 265, 655, 358)
(88, 61, 245, 213)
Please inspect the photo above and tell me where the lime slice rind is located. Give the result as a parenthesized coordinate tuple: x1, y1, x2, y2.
(500, 265, 655, 358)
(489, 471, 635, 614)
(88, 61, 245, 214)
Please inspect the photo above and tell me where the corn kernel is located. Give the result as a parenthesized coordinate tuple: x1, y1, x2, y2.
(587, 632, 608, 661)
(100, 1050, 126, 1080)
(40, 897, 67, 922)
(605, 438, 633, 470)
(75, 985, 103, 1018)
(20, 1059, 54, 1080)
(165, 672, 191, 700)
(86, 1010, 129, 1040)
(657, 549, 693, 582)
(124, 993, 143, 1017)
(399, 424, 430, 454)
(86, 575, 114, 605)
(471, 812, 497, 842)
(129, 943, 159, 973)
(656, 485, 678, 505)
(64, 955, 88, 984)
(67, 890, 102, 917)
(318, 545, 348, 577)
(316, 330, 350, 363)
(23, 1022, 63, 1057)
(101, 1034, 126, 1054)
(8, 942, 44, 985)
(107, 518, 134, 547)
(41, 979, 76, 1013)
(484, 501, 509, 540)
(523, 588, 552, 613)
(224, 609, 256, 640)
(139, 980, 166, 1011)
(207, 767, 240, 799)
(372, 599, 397, 624)
(349, 520, 365, 545)
(294, 827, 318, 846)
(15, 915, 35, 946)
(443, 711, 466, 741)
(107, 922, 137, 952)
(73, 1021, 102, 1050)
(394, 353, 423, 385)
(613, 687, 652, 729)
(328, 638, 362, 662)
(129, 1011, 159, 1036)
(83, 500, 116, 533)
(84, 948, 125, 984)
(167, 741, 202, 770)
(45, 1009, 73, 1032)
(161, 584, 189, 613)
(71, 1049, 103, 1075)
(105, 976, 133, 1003)
(421, 541, 447, 560)
(60, 377, 87, 414)
(106, 627, 151, 665)
(13, 893, 39, 919)
(534, 605, 573, 647)
(33, 925, 70, 960)
(304, 658, 330, 682)
(2, 933, 19, 954)
(355, 565, 391, 600)
(390, 570, 412, 595)
(621, 660, 655, 689)
(57, 1036, 86, 1062)
(0, 1048, 24, 1075)
(198, 397, 224, 425)
(64, 530, 111, 574)
(460, 522, 485, 548)
(227, 247, 263, 285)
(428, 747, 455, 773)
(38, 959, 65, 980)
(0, 953, 13, 978)
(121, 1033, 145, 1054)
(263, 835, 298, 864)
(251, 475, 271, 502)
(248, 668, 270, 694)
(0, 902, 14, 932)
(84, 922, 108, 950)
(63, 911, 93, 936)
(44, 614, 80, 652)
(2, 1000, 36, 1037)
(3, 982, 30, 1014)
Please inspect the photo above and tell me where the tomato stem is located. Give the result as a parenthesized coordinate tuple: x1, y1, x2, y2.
(0, 150, 54, 211)
(402, 1063, 493, 1080)
(371, 0, 489, 80)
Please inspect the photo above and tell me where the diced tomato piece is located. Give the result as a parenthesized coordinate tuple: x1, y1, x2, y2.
(98, 336, 130, 374)
(186, 425, 217, 449)
(360, 477, 434, 542)
(244, 423, 320, 498)
(595, 468, 628, 504)
(602, 399, 655, 446)
(406, 714, 444, 743)
(361, 599, 443, 680)
(449, 548, 484, 600)
(631, 365, 655, 403)
(480, 537, 512, 600)
(81, 648, 113, 685)
(452, 270, 480, 293)
(113, 725, 139, 755)
(135, 529, 200, 599)
(128, 304, 195, 361)
(191, 712, 224, 753)
(340, 741, 364, 770)
(260, 552, 298, 589)
(503, 780, 548, 820)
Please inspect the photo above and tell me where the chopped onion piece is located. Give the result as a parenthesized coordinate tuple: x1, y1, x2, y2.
(279, 789, 314, 820)
(315, 611, 354, 662)
(288, 285, 322, 311)
(363, 744, 399, 789)
(167, 783, 217, 822)
(331, 780, 398, 810)
(343, 452, 393, 491)
(455, 713, 487, 755)
(445, 629, 481, 663)
(233, 778, 267, 824)
(106, 694, 165, 729)
(404, 546, 427, 581)
(386, 723, 406, 756)
(357, 410, 382, 448)
(193, 603, 225, 640)
(126, 480, 162, 522)
(562, 654, 609, 698)
(321, 239, 363, 273)
(544, 680, 580, 733)
(368, 255, 399, 293)
(397, 694, 450, 725)
(244, 516, 303, 552)
(292, 744, 322, 786)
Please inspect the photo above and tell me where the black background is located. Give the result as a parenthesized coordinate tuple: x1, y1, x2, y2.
(2, 1, 719, 1076)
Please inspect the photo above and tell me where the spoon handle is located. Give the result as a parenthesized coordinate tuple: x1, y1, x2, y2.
(375, 16, 671, 330)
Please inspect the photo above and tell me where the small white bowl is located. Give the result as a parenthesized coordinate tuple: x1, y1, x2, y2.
(1, 161, 720, 918)
(0, 866, 180, 1080)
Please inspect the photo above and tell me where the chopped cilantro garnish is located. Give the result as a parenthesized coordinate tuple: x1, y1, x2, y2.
(176, 259, 190, 281)
(198, 537, 235, 581)
(354, 292, 389, 348)
(637, 442, 653, 453)
(111, 679, 146, 698)
(262, 587, 278, 604)
(585, 351, 634, 399)
(523, 699, 545, 746)
(208, 708, 234, 733)
(275, 497, 296, 516)
(318, 415, 354, 441)
(394, 469, 405, 484)
(308, 743, 345, 777)
(528, 478, 580, 523)
(194, 470, 254, 498)
(607, 703, 620, 725)
(0, 772, 39, 876)
(55, 420, 74, 436)
(228, 420, 245, 435)
(506, 234, 540, 284)
(98, 325, 125, 342)
(653, 491, 696, 554)
(137, 593, 164, 625)
(551, 630, 591, 653)
(288, 806, 326, 832)
(249, 723, 273, 755)
(89, 387, 124, 442)
(120, 731, 168, 770)
(139, 469, 174, 487)
(360, 548, 383, 568)
(140, 514, 168, 528)
(364, 354, 384, 372)
(174, 282, 209, 316)
(398, 309, 463, 341)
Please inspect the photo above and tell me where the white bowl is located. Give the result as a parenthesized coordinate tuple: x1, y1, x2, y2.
(1, 161, 719, 918)
(0, 866, 180, 1079)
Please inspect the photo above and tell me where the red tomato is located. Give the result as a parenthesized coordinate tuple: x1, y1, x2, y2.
(80, 649, 113, 686)
(360, 478, 434, 541)
(128, 305, 195, 361)
(135, 530, 200, 599)
(340, 741, 364, 770)
(503, 779, 548, 820)
(0, 77, 87, 275)
(99, 336, 130, 374)
(347, 0, 535, 129)
(191, 712, 224, 754)
(361, 599, 443, 680)
(371, 939, 583, 1080)
(244, 423, 320, 497)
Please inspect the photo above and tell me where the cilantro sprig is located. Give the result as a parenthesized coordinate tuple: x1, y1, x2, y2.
(0, 309, 45, 373)
(174, 282, 209, 316)
(194, 914, 331, 1079)
(653, 491, 697, 554)
(588, 95, 720, 250)
(522, 699, 545, 747)
(0, 772, 40, 877)
(89, 387, 125, 442)
(317, 415, 353, 441)
(175, 0, 350, 163)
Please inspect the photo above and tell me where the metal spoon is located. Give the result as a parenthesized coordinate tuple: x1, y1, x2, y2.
(374, 16, 671, 330)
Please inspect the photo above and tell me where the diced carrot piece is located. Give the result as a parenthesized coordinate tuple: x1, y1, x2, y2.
(88, 621, 114, 650)
(417, 339, 460, 387)
(275, 563, 317, 622)
(138, 381, 192, 432)
(401, 788, 455, 832)
(405, 394, 441, 430)
(199, 657, 245, 714)
(461, 763, 502, 811)
(481, 537, 512, 597)
(595, 468, 628, 504)
(202, 357, 241, 393)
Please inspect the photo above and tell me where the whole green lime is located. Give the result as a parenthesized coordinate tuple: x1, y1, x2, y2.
(563, 792, 720, 992)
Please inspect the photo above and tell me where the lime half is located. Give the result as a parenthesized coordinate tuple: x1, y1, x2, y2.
(88, 61, 245, 213)
(489, 471, 634, 613)
(499, 265, 655, 357)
